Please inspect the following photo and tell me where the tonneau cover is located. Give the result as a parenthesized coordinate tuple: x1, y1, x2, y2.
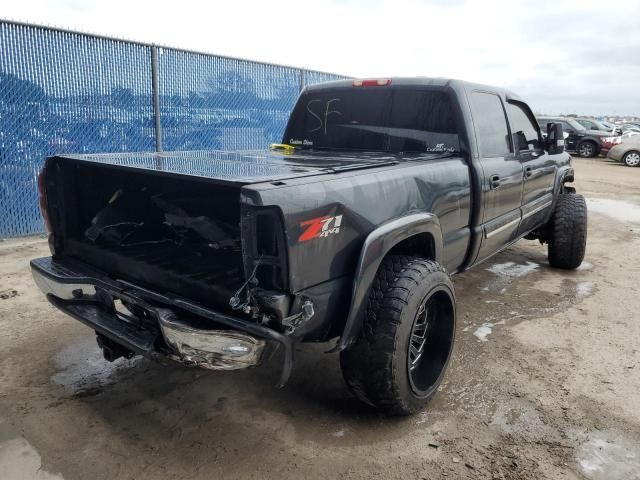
(54, 150, 404, 185)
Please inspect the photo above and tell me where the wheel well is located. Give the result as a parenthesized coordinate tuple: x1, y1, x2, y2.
(387, 233, 436, 260)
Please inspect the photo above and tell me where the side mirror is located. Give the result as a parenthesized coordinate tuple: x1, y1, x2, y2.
(546, 123, 565, 154)
(515, 131, 529, 151)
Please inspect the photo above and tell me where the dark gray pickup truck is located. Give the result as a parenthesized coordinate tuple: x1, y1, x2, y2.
(32, 77, 587, 414)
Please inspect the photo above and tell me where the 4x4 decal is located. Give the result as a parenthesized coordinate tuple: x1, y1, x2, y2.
(298, 214, 343, 242)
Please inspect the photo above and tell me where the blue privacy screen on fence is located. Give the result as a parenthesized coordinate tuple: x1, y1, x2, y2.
(0, 20, 344, 237)
(158, 49, 301, 151)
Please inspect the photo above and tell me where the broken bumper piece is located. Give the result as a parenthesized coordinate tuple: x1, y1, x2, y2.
(30, 256, 294, 386)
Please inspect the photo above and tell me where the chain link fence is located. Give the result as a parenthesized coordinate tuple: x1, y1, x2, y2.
(0, 20, 345, 237)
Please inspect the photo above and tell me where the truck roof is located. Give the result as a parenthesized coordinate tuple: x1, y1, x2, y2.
(305, 76, 523, 102)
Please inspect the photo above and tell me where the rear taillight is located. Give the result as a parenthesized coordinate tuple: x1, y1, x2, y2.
(244, 207, 288, 291)
(37, 167, 52, 233)
(352, 78, 391, 87)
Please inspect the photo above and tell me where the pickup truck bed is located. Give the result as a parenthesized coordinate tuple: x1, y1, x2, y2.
(42, 149, 464, 312)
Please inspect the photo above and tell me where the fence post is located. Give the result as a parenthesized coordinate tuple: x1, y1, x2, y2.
(150, 45, 163, 166)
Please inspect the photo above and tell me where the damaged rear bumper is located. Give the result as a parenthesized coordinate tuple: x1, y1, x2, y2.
(157, 310, 267, 370)
(30, 256, 294, 386)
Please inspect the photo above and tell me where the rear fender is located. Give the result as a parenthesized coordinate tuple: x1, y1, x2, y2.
(336, 212, 443, 350)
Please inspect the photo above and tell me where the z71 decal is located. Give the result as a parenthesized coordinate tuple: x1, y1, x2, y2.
(298, 214, 343, 242)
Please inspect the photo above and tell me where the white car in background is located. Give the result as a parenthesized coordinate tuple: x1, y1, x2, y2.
(607, 135, 640, 167)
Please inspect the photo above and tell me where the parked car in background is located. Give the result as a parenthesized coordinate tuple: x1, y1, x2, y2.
(599, 120, 619, 133)
(622, 124, 640, 135)
(621, 130, 640, 140)
(577, 117, 622, 136)
(608, 135, 640, 167)
(537, 116, 613, 157)
(601, 135, 622, 153)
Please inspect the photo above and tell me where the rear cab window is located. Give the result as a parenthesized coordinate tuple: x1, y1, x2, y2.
(283, 87, 460, 154)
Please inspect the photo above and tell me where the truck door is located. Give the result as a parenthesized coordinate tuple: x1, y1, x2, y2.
(469, 91, 524, 263)
(506, 101, 557, 235)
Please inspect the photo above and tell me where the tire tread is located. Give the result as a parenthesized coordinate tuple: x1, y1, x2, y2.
(340, 255, 451, 415)
(548, 193, 587, 269)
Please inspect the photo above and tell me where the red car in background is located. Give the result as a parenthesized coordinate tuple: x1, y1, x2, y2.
(601, 135, 622, 154)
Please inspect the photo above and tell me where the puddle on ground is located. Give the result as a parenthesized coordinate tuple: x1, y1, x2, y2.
(577, 261, 593, 271)
(479, 260, 542, 295)
(473, 320, 506, 342)
(487, 261, 540, 278)
(586, 198, 640, 224)
(468, 258, 597, 343)
(576, 281, 595, 297)
(490, 399, 559, 443)
(0, 419, 64, 480)
(575, 431, 640, 480)
(473, 323, 493, 342)
(51, 337, 140, 396)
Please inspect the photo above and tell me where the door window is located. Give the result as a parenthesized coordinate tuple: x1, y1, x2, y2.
(470, 92, 511, 157)
(559, 121, 574, 133)
(507, 102, 542, 151)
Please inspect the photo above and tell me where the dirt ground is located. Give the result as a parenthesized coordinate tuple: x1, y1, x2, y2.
(1, 157, 639, 480)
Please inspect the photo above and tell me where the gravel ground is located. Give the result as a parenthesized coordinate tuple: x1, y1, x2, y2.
(1, 157, 639, 480)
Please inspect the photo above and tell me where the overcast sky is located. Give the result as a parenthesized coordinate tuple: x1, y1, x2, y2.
(2, 0, 639, 116)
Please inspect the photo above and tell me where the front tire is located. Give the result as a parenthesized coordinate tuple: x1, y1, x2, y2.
(548, 193, 587, 269)
(340, 255, 456, 415)
(623, 150, 640, 167)
(577, 141, 597, 158)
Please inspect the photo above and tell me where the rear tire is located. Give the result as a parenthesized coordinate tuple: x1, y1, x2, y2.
(548, 193, 587, 269)
(340, 255, 456, 415)
(623, 150, 640, 167)
(577, 141, 597, 158)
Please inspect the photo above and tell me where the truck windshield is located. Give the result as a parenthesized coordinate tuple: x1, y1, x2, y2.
(283, 87, 459, 154)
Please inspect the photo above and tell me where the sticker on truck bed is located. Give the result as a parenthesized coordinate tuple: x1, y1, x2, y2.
(298, 215, 343, 242)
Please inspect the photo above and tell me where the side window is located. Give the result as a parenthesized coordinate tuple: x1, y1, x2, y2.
(560, 121, 573, 132)
(507, 102, 541, 151)
(470, 92, 511, 157)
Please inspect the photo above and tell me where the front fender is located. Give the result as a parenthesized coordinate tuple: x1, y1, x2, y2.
(554, 165, 575, 196)
(336, 212, 443, 351)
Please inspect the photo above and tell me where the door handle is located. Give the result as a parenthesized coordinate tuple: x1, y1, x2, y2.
(524, 166, 533, 178)
(490, 174, 501, 189)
